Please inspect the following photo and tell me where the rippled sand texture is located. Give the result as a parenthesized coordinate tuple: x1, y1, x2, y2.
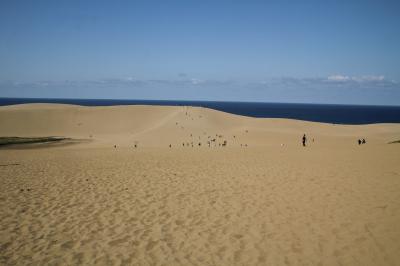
(1, 104, 400, 265)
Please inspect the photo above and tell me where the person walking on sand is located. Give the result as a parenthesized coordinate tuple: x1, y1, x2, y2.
(302, 134, 307, 147)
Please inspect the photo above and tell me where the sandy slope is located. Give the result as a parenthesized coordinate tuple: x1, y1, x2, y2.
(0, 104, 400, 265)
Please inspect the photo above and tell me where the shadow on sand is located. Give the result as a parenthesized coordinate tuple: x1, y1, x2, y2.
(0, 137, 90, 149)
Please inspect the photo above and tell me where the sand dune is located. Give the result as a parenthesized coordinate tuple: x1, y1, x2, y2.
(0, 103, 398, 148)
(1, 104, 400, 265)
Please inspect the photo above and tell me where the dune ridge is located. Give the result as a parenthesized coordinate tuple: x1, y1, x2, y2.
(0, 103, 399, 148)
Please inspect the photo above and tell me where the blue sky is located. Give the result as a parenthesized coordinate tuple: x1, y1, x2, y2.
(1, 0, 400, 105)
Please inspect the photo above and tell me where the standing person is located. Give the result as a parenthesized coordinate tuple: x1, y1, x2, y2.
(302, 134, 307, 147)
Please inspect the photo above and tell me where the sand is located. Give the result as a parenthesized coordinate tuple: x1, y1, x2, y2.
(0, 104, 399, 265)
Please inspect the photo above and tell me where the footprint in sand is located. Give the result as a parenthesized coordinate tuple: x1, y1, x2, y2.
(60, 240, 75, 249)
(146, 239, 158, 251)
(108, 236, 130, 246)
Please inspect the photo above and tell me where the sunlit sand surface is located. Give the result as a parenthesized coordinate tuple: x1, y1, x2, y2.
(1, 104, 399, 265)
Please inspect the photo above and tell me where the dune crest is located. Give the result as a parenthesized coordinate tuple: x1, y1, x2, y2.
(1, 103, 399, 148)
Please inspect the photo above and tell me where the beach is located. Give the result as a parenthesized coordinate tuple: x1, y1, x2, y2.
(1, 104, 400, 265)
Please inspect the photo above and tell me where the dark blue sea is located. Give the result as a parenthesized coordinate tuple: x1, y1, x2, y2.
(1, 98, 400, 125)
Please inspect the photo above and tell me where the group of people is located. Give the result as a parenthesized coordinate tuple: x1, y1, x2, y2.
(302, 134, 367, 146)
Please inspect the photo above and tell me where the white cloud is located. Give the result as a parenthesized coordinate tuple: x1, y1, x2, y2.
(327, 75, 350, 82)
(190, 78, 203, 85)
(124, 76, 136, 82)
(328, 74, 385, 83)
(352, 75, 385, 82)
(2, 75, 397, 92)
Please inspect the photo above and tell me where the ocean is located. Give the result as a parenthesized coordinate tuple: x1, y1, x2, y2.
(1, 97, 399, 125)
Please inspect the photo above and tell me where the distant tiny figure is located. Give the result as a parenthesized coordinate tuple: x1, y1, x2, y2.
(302, 134, 307, 147)
(358, 139, 361, 145)
(169, 144, 171, 148)
(134, 144, 137, 148)
(362, 138, 366, 144)
(114, 145, 117, 148)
